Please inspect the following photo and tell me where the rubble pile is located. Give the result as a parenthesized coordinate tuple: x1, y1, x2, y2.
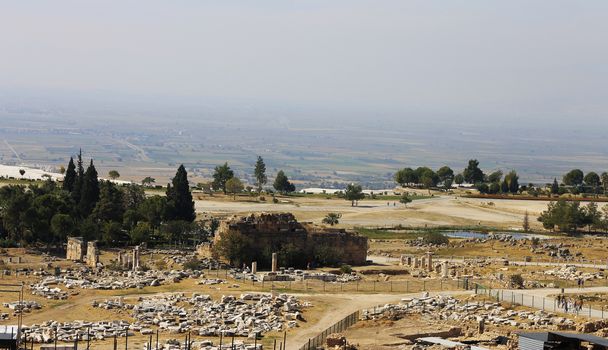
(158, 339, 262, 350)
(31, 269, 203, 297)
(22, 320, 132, 343)
(258, 268, 361, 283)
(2, 301, 42, 312)
(363, 295, 577, 332)
(93, 292, 310, 338)
(543, 265, 603, 281)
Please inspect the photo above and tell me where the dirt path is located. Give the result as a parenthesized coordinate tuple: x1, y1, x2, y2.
(286, 290, 468, 350)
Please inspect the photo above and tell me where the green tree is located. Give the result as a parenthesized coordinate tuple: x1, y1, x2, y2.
(601, 172, 608, 194)
(505, 170, 519, 194)
(122, 184, 146, 210)
(92, 181, 125, 222)
(212, 162, 234, 194)
(50, 213, 74, 244)
(138, 196, 167, 229)
(454, 174, 464, 186)
(80, 160, 100, 216)
(273, 170, 295, 194)
(165, 165, 196, 222)
(108, 170, 120, 180)
(394, 168, 418, 186)
(254, 156, 267, 193)
(62, 157, 77, 192)
(436, 166, 454, 183)
(488, 182, 500, 194)
(463, 159, 484, 184)
(584, 172, 601, 193)
(415, 167, 439, 189)
(344, 183, 365, 206)
(563, 169, 584, 186)
(72, 149, 85, 203)
(130, 222, 152, 245)
(19, 169, 25, 177)
(322, 213, 342, 226)
(225, 177, 244, 200)
(523, 211, 530, 232)
(538, 200, 586, 234)
(101, 221, 124, 245)
(487, 170, 503, 183)
(213, 231, 252, 266)
(551, 178, 560, 195)
(141, 176, 156, 186)
(399, 193, 413, 206)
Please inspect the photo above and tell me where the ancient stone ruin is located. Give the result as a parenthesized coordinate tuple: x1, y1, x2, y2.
(86, 241, 99, 268)
(66, 237, 85, 261)
(214, 213, 368, 268)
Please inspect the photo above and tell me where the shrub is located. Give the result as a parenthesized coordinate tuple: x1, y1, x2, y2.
(510, 274, 524, 288)
(422, 232, 449, 245)
(183, 258, 205, 270)
(340, 264, 353, 274)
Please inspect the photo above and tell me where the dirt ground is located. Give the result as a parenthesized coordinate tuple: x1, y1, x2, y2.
(194, 192, 607, 230)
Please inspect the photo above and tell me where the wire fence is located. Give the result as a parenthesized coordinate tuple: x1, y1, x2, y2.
(473, 283, 608, 319)
(297, 311, 359, 350)
(250, 278, 467, 294)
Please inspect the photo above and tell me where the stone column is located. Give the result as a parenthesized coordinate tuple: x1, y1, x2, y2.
(442, 262, 449, 278)
(426, 252, 433, 272)
(133, 246, 140, 271)
(251, 262, 258, 274)
(271, 253, 278, 273)
(86, 241, 99, 268)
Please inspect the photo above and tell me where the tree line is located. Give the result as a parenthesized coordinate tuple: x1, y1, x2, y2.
(538, 200, 608, 234)
(209, 157, 296, 197)
(394, 159, 608, 197)
(0, 151, 202, 248)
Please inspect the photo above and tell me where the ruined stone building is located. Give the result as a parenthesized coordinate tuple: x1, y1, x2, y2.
(66, 237, 85, 261)
(213, 213, 368, 269)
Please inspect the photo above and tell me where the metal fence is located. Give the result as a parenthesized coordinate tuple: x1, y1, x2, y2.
(473, 283, 608, 319)
(249, 277, 467, 294)
(297, 311, 360, 350)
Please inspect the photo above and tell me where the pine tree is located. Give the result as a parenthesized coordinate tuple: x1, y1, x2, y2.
(62, 157, 77, 192)
(80, 159, 100, 216)
(254, 156, 267, 193)
(165, 165, 196, 222)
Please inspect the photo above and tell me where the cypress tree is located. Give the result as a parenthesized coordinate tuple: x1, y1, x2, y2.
(62, 157, 77, 192)
(551, 178, 560, 195)
(80, 160, 100, 216)
(165, 165, 195, 222)
(72, 149, 85, 202)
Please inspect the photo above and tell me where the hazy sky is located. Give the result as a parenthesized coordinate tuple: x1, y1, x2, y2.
(1, 1, 607, 122)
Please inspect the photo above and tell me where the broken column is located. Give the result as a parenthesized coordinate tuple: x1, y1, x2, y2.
(86, 241, 99, 268)
(271, 253, 278, 273)
(426, 252, 433, 272)
(67, 237, 85, 261)
(251, 261, 257, 274)
(132, 246, 141, 271)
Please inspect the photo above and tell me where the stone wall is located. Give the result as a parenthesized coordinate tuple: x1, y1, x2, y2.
(213, 213, 368, 268)
(66, 237, 85, 261)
